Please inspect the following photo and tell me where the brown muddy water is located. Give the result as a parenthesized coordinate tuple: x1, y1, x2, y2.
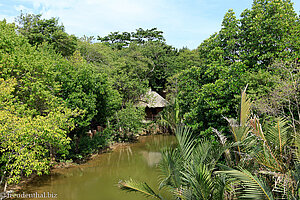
(17, 135, 176, 200)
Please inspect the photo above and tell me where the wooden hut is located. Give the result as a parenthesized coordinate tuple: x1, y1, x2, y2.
(137, 89, 168, 121)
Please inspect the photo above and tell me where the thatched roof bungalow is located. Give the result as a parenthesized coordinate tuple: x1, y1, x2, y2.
(137, 89, 168, 120)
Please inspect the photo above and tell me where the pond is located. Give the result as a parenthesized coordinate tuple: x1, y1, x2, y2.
(18, 135, 176, 200)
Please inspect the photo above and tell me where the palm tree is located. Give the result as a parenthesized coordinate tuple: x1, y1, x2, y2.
(157, 98, 182, 134)
(119, 126, 229, 200)
(219, 89, 299, 199)
(119, 89, 300, 199)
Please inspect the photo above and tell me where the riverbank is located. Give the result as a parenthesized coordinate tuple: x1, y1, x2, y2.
(3, 140, 131, 191)
(4, 135, 175, 200)
(2, 133, 162, 196)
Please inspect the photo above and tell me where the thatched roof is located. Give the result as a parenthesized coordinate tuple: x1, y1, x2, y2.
(137, 89, 168, 108)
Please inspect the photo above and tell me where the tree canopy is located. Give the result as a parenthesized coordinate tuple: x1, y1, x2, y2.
(0, 0, 299, 197)
(15, 13, 77, 56)
(97, 28, 165, 50)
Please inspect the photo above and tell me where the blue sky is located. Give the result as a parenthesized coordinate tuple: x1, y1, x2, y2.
(0, 0, 299, 49)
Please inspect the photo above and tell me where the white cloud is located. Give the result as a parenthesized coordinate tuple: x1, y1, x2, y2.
(0, 14, 15, 23)
(10, 0, 229, 49)
(14, 4, 32, 12)
(3, 0, 300, 49)
(18, 0, 171, 36)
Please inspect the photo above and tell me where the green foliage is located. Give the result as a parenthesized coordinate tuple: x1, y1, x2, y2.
(71, 131, 111, 159)
(225, 88, 252, 159)
(53, 51, 118, 129)
(77, 39, 115, 64)
(120, 125, 230, 200)
(112, 102, 145, 139)
(79, 38, 178, 104)
(0, 20, 117, 131)
(15, 13, 77, 56)
(291, 163, 300, 199)
(172, 0, 299, 139)
(1, 0, 299, 196)
(196, 0, 299, 68)
(157, 98, 182, 134)
(97, 29, 178, 94)
(0, 20, 62, 115)
(98, 28, 165, 50)
(138, 41, 178, 93)
(0, 78, 76, 188)
(223, 90, 299, 199)
(109, 45, 151, 103)
(173, 48, 203, 71)
(120, 89, 300, 199)
(239, 0, 299, 67)
(219, 168, 274, 200)
(0, 19, 120, 190)
(119, 179, 164, 200)
(253, 62, 300, 127)
(176, 65, 243, 135)
(78, 39, 150, 105)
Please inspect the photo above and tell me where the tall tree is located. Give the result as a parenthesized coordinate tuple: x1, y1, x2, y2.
(174, 0, 299, 137)
(139, 41, 178, 93)
(97, 28, 165, 50)
(15, 13, 77, 56)
(219, 9, 240, 64)
(239, 0, 299, 67)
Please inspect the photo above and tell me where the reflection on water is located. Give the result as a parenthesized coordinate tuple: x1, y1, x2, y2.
(19, 135, 176, 200)
(141, 151, 162, 167)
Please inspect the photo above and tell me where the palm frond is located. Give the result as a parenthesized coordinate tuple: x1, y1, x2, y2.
(192, 139, 229, 170)
(218, 168, 274, 200)
(157, 98, 182, 134)
(226, 86, 252, 143)
(240, 86, 252, 126)
(249, 116, 285, 172)
(225, 87, 252, 161)
(249, 116, 265, 140)
(175, 125, 195, 161)
(212, 127, 227, 145)
(181, 163, 215, 200)
(266, 117, 290, 156)
(158, 148, 183, 190)
(230, 124, 252, 144)
(254, 150, 282, 172)
(119, 179, 163, 199)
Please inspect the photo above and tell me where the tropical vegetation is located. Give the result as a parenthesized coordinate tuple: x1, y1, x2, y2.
(0, 0, 299, 199)
(120, 90, 300, 199)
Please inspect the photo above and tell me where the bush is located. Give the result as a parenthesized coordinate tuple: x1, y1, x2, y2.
(112, 102, 145, 140)
(69, 130, 112, 160)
